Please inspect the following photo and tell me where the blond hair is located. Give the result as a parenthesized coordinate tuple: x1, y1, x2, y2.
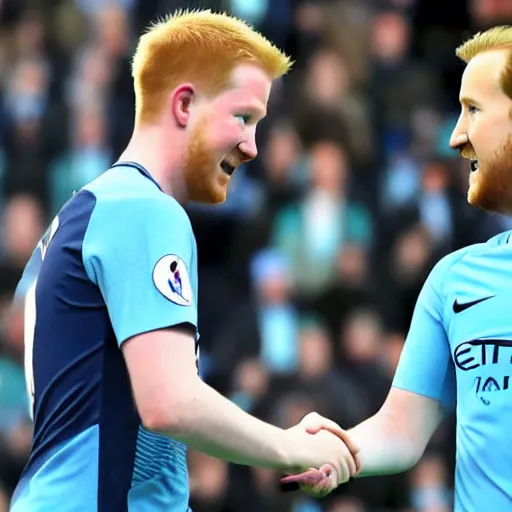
(456, 26, 512, 99)
(131, 9, 292, 124)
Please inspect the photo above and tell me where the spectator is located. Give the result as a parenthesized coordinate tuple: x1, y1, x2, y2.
(48, 101, 111, 214)
(210, 248, 300, 387)
(272, 138, 372, 297)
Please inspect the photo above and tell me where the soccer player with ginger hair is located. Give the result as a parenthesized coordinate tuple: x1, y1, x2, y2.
(285, 25, 512, 510)
(10, 10, 359, 512)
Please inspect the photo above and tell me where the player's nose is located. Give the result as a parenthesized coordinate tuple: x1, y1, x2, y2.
(237, 137, 258, 162)
(449, 118, 469, 150)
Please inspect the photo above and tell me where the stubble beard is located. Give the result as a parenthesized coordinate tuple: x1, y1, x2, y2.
(183, 122, 228, 204)
(468, 134, 512, 215)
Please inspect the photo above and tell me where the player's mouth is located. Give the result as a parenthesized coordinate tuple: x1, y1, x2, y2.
(220, 160, 236, 176)
(461, 146, 479, 174)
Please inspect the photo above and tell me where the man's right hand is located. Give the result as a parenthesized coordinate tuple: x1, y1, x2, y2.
(295, 412, 361, 474)
(285, 413, 360, 487)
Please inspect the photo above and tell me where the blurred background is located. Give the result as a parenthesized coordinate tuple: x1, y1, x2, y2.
(1, 0, 512, 510)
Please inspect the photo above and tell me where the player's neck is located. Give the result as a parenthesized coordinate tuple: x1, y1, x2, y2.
(118, 125, 188, 204)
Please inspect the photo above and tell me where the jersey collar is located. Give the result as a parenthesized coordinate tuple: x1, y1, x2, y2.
(111, 161, 163, 192)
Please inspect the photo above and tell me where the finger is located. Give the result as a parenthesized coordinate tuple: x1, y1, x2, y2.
(300, 413, 359, 456)
(342, 447, 357, 477)
(304, 425, 361, 475)
(304, 418, 357, 454)
(282, 466, 336, 488)
(301, 466, 337, 497)
(318, 463, 340, 487)
(353, 452, 362, 475)
(302, 414, 342, 435)
(344, 443, 361, 476)
(281, 468, 323, 486)
(328, 427, 360, 458)
(282, 468, 334, 498)
(306, 424, 360, 462)
(341, 443, 361, 476)
(297, 413, 362, 476)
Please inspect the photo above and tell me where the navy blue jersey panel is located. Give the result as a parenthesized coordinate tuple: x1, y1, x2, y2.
(31, 190, 105, 461)
(97, 311, 140, 512)
(26, 190, 139, 512)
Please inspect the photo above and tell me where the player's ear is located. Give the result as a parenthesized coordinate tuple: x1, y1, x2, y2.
(172, 84, 195, 128)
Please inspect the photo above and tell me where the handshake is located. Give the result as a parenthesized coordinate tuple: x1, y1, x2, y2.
(280, 412, 361, 498)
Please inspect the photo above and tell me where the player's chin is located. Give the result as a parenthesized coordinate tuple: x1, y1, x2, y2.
(467, 180, 507, 214)
(467, 188, 488, 211)
(467, 172, 484, 205)
(211, 173, 230, 204)
(194, 182, 228, 204)
(209, 189, 228, 204)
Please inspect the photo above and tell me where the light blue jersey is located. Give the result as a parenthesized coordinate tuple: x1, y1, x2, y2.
(10, 162, 199, 511)
(393, 230, 512, 512)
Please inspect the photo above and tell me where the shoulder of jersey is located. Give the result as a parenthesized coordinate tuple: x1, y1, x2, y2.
(83, 167, 191, 223)
(83, 166, 161, 199)
(456, 231, 512, 254)
(486, 230, 512, 246)
(430, 234, 509, 282)
(430, 243, 483, 279)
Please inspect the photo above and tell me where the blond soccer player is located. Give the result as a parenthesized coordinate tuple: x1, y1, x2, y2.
(10, 10, 359, 512)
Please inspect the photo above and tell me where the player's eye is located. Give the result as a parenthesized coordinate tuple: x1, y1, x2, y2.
(235, 114, 250, 127)
(468, 105, 479, 115)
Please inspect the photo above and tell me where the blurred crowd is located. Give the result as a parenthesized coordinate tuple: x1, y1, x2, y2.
(1, 0, 512, 510)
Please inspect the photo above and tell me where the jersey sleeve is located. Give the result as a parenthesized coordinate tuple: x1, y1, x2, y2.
(82, 194, 197, 346)
(392, 254, 457, 411)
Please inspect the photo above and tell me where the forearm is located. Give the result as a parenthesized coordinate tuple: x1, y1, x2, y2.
(348, 412, 423, 477)
(156, 381, 295, 472)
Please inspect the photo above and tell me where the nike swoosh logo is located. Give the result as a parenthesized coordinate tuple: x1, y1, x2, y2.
(453, 295, 495, 314)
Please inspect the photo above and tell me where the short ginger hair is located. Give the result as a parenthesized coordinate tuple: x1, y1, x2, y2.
(456, 26, 512, 100)
(132, 9, 292, 124)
